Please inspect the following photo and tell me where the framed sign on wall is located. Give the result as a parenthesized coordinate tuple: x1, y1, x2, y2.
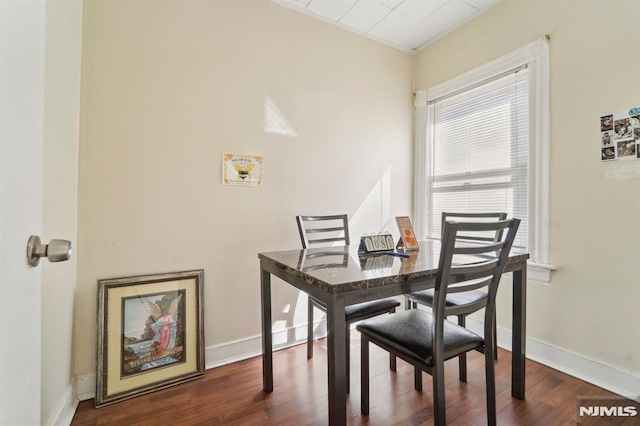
(222, 152, 263, 186)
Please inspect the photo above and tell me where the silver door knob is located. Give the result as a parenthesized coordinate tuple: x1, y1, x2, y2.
(26, 235, 72, 267)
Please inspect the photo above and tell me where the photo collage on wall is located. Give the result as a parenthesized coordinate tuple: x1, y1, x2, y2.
(600, 104, 640, 162)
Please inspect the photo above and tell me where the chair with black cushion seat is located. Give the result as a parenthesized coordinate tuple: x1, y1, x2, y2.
(296, 214, 401, 393)
(358, 218, 520, 426)
(404, 212, 507, 383)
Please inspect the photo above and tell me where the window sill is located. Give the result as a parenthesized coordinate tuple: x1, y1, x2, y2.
(527, 262, 556, 284)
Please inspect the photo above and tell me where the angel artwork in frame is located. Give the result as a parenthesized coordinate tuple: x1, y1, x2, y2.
(96, 270, 204, 407)
(122, 291, 185, 377)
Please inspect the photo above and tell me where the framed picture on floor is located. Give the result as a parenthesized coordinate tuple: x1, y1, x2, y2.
(95, 270, 205, 407)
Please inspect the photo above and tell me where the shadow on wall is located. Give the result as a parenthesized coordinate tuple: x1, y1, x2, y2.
(350, 166, 392, 238)
(270, 167, 393, 346)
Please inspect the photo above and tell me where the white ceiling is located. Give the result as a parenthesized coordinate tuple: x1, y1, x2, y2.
(272, 0, 501, 51)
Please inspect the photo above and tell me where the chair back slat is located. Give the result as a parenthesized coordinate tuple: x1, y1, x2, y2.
(299, 215, 347, 222)
(442, 212, 508, 243)
(296, 214, 350, 249)
(306, 226, 345, 234)
(307, 236, 349, 245)
(446, 277, 492, 294)
(450, 258, 498, 277)
(453, 241, 504, 255)
(450, 268, 497, 283)
(449, 235, 495, 242)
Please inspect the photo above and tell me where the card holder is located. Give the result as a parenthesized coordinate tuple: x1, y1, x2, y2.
(358, 233, 395, 254)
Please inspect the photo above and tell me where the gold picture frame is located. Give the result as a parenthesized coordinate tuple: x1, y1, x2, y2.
(95, 270, 205, 407)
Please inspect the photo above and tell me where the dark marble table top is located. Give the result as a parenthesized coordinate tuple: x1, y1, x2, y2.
(259, 240, 529, 295)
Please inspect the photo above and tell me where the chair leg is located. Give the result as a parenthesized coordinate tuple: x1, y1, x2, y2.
(361, 335, 370, 415)
(432, 359, 446, 426)
(414, 367, 422, 392)
(307, 297, 314, 359)
(404, 296, 413, 310)
(493, 311, 498, 360)
(457, 315, 467, 383)
(389, 308, 397, 372)
(485, 339, 497, 426)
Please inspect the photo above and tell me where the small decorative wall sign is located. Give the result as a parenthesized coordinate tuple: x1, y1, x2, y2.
(95, 270, 205, 407)
(222, 152, 263, 186)
(600, 105, 640, 162)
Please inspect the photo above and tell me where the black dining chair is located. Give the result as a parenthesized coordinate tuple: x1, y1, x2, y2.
(296, 214, 401, 393)
(404, 212, 507, 383)
(357, 218, 520, 426)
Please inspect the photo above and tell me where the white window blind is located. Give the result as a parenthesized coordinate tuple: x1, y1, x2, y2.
(415, 38, 553, 282)
(426, 66, 529, 250)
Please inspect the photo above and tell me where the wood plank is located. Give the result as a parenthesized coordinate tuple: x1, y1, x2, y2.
(72, 333, 639, 425)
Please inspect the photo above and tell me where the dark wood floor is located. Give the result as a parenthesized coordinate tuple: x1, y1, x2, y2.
(72, 333, 639, 425)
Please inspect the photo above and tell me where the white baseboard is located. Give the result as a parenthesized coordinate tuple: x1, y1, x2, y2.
(46, 384, 78, 426)
(205, 322, 313, 369)
(74, 318, 640, 407)
(76, 374, 96, 402)
(464, 317, 640, 403)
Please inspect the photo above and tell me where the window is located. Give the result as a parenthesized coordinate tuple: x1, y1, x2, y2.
(414, 38, 554, 282)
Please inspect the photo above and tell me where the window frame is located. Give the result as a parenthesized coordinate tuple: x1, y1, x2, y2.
(413, 38, 555, 282)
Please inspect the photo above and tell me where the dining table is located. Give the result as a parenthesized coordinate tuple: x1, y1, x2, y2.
(259, 239, 529, 426)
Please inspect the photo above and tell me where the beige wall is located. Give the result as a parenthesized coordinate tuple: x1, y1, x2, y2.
(76, 0, 638, 397)
(76, 0, 413, 376)
(42, 0, 82, 423)
(416, 0, 640, 375)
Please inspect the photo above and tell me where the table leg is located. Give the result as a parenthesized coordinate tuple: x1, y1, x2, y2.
(261, 267, 273, 393)
(512, 265, 527, 399)
(326, 297, 347, 426)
